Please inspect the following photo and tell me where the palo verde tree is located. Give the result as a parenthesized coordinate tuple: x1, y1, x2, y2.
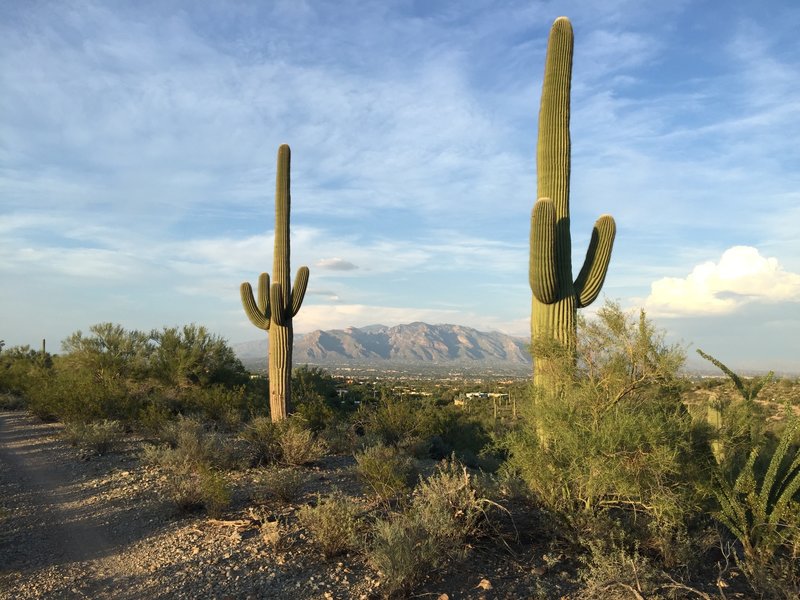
(529, 17, 616, 390)
(240, 144, 310, 421)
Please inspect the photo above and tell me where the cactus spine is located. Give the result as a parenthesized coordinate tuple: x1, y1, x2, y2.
(530, 17, 616, 388)
(240, 144, 309, 421)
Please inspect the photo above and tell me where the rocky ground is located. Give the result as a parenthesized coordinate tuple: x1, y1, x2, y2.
(0, 409, 754, 599)
(0, 410, 560, 599)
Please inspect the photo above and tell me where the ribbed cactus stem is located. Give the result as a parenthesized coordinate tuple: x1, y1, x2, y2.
(530, 17, 616, 390)
(240, 144, 309, 421)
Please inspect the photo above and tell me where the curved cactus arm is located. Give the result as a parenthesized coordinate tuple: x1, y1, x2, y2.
(291, 266, 310, 317)
(240, 276, 271, 330)
(530, 198, 559, 304)
(574, 214, 616, 308)
(270, 282, 287, 327)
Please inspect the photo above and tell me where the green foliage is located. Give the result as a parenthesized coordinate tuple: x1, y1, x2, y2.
(298, 491, 361, 558)
(356, 395, 494, 465)
(61, 323, 152, 382)
(355, 443, 416, 501)
(6, 322, 250, 426)
(697, 349, 774, 402)
(697, 349, 772, 468)
(530, 17, 616, 389)
(713, 411, 800, 597)
(149, 324, 248, 388)
(510, 301, 710, 564)
(240, 144, 310, 421)
(368, 512, 436, 597)
(0, 344, 52, 397)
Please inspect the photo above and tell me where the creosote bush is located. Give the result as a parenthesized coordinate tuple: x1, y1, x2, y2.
(355, 443, 416, 501)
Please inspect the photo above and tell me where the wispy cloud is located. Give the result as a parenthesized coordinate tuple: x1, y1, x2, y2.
(316, 258, 358, 271)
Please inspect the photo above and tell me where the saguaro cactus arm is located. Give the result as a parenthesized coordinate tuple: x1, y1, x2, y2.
(574, 214, 616, 308)
(530, 198, 559, 304)
(240, 272, 271, 330)
(291, 266, 310, 316)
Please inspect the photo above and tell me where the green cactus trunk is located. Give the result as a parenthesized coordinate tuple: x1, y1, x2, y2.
(240, 144, 310, 421)
(530, 17, 616, 391)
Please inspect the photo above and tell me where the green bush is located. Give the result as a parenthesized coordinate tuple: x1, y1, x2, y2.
(355, 443, 416, 501)
(508, 301, 712, 564)
(150, 415, 241, 470)
(276, 417, 327, 466)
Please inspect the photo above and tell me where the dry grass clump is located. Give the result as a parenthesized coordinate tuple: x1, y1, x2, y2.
(298, 491, 361, 558)
(61, 419, 124, 455)
(252, 466, 307, 504)
(241, 416, 325, 467)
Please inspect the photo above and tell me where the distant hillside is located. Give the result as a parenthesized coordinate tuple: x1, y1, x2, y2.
(233, 322, 531, 374)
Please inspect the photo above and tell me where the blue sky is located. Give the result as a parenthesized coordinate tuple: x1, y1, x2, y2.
(2, 0, 799, 372)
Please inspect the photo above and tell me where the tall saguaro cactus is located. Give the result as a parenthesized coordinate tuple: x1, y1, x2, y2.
(530, 17, 616, 388)
(240, 144, 310, 421)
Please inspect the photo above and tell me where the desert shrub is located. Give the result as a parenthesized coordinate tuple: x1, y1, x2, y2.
(253, 466, 307, 504)
(357, 396, 434, 448)
(298, 491, 360, 558)
(0, 391, 25, 410)
(355, 443, 416, 501)
(160, 459, 231, 517)
(25, 364, 140, 423)
(578, 536, 667, 600)
(0, 344, 51, 397)
(292, 365, 340, 431)
(410, 457, 488, 554)
(508, 301, 712, 564)
(713, 410, 800, 598)
(149, 324, 248, 388)
(319, 420, 358, 455)
(61, 419, 124, 455)
(173, 385, 246, 431)
(241, 416, 282, 466)
(277, 417, 327, 466)
(368, 512, 436, 597)
(365, 457, 498, 596)
(240, 416, 325, 467)
(152, 415, 241, 470)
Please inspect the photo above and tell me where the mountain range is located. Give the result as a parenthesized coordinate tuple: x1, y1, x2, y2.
(232, 322, 532, 374)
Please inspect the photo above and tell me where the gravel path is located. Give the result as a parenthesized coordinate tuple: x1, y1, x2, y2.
(0, 411, 378, 599)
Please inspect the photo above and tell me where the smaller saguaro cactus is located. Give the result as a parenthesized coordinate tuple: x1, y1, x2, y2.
(240, 144, 309, 421)
(530, 16, 616, 390)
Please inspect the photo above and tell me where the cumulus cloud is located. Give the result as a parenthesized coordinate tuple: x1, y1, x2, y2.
(315, 257, 359, 271)
(644, 246, 800, 316)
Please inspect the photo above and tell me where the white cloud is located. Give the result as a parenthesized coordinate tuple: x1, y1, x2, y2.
(645, 246, 800, 316)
